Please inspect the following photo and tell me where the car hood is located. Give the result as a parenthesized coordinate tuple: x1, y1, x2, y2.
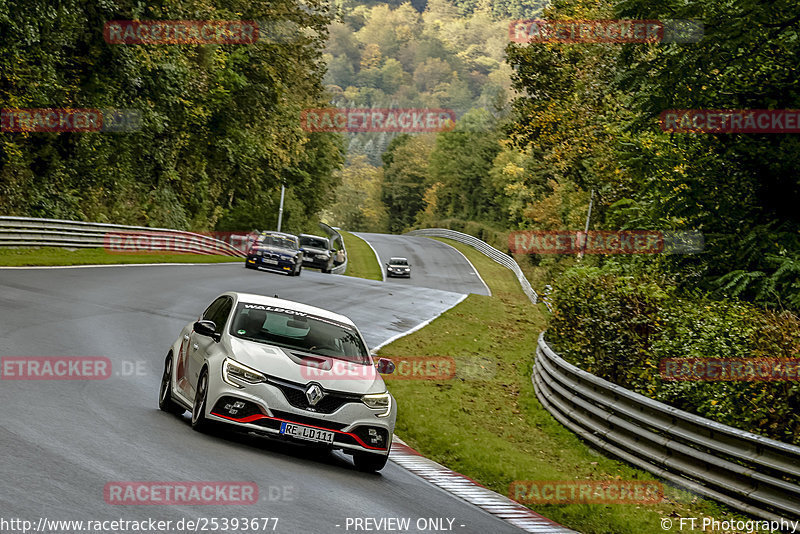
(388, 264, 409, 268)
(301, 246, 329, 255)
(228, 337, 385, 395)
(253, 245, 297, 256)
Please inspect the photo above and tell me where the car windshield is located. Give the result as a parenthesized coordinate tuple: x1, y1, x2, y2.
(230, 303, 370, 364)
(390, 258, 408, 265)
(301, 237, 328, 248)
(257, 234, 297, 250)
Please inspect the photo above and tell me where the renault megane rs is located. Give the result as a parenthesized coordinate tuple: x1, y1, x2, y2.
(159, 292, 397, 472)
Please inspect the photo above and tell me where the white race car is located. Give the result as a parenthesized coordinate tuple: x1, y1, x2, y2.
(159, 292, 397, 472)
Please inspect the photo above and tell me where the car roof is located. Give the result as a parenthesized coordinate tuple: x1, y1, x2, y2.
(298, 233, 328, 241)
(223, 292, 357, 328)
(389, 257, 408, 262)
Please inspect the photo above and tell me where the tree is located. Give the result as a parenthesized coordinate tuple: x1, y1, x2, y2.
(381, 134, 436, 232)
(323, 155, 387, 231)
(428, 109, 503, 222)
(0, 0, 344, 233)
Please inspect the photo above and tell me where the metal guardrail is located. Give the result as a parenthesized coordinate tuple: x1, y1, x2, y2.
(318, 222, 347, 275)
(0, 216, 245, 257)
(534, 333, 800, 523)
(408, 228, 799, 522)
(405, 228, 538, 304)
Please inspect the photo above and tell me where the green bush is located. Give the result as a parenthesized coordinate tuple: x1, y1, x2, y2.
(549, 264, 800, 445)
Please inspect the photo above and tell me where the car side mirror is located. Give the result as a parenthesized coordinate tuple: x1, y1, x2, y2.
(376, 358, 395, 375)
(194, 320, 220, 342)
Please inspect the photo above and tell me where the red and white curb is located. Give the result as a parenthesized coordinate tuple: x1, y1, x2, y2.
(389, 437, 576, 533)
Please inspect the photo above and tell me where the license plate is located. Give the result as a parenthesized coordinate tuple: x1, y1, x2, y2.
(263, 259, 278, 265)
(279, 422, 334, 443)
(302, 257, 313, 263)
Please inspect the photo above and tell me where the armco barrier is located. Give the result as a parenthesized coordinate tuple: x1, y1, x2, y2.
(408, 228, 800, 522)
(0, 216, 246, 257)
(535, 333, 800, 523)
(318, 222, 347, 275)
(405, 228, 538, 304)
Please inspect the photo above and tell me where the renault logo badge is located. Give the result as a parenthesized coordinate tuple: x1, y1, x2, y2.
(305, 384, 325, 406)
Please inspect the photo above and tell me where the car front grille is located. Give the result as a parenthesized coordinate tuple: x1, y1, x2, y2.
(268, 377, 362, 414)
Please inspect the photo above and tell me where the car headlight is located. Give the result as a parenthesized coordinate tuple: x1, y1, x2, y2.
(222, 358, 266, 388)
(361, 392, 392, 417)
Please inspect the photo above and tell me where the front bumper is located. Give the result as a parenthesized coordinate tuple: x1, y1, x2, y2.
(301, 255, 332, 270)
(246, 255, 297, 274)
(386, 269, 411, 277)
(205, 370, 395, 455)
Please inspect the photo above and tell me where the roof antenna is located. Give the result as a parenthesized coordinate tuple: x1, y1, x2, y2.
(274, 294, 279, 298)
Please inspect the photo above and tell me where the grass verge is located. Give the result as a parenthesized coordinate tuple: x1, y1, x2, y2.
(340, 231, 382, 281)
(0, 247, 243, 266)
(380, 237, 750, 534)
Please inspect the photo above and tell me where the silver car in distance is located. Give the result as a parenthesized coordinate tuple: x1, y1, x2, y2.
(159, 292, 397, 472)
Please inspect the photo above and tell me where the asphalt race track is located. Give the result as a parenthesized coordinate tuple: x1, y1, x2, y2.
(352, 233, 490, 296)
(0, 250, 525, 534)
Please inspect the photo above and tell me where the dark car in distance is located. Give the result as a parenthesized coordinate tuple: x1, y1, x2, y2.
(245, 231, 303, 276)
(298, 234, 335, 273)
(385, 257, 411, 278)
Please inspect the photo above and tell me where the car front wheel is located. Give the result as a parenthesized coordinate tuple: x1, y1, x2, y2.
(158, 352, 185, 415)
(191, 368, 212, 432)
(353, 452, 389, 472)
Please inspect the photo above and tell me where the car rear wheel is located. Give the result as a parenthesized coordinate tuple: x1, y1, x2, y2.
(353, 452, 389, 472)
(158, 352, 185, 415)
(191, 368, 212, 432)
